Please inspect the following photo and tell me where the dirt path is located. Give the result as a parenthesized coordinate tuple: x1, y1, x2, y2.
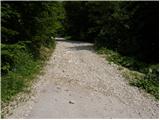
(8, 40, 158, 118)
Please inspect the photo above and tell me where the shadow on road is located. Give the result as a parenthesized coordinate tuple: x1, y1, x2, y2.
(55, 37, 95, 52)
(68, 45, 94, 51)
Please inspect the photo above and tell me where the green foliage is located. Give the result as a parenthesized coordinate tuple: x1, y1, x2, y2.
(145, 65, 159, 82)
(64, 1, 158, 63)
(64, 1, 89, 41)
(130, 78, 159, 99)
(1, 46, 41, 102)
(2, 43, 37, 101)
(2, 1, 64, 54)
(1, 43, 26, 74)
(1, 41, 55, 103)
(97, 47, 159, 99)
(97, 47, 147, 72)
(1, 1, 64, 103)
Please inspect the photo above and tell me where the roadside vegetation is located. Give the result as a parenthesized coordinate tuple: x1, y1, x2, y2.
(1, 2, 64, 103)
(97, 48, 159, 99)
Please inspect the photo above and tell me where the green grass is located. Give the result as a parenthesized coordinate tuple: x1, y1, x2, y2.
(96, 47, 159, 99)
(1, 51, 41, 102)
(1, 43, 55, 103)
(130, 78, 159, 99)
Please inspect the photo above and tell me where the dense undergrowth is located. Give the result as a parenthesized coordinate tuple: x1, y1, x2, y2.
(1, 2, 64, 103)
(96, 48, 159, 99)
(1, 42, 55, 103)
(64, 1, 158, 63)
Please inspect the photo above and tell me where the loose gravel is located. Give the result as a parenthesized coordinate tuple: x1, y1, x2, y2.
(6, 40, 159, 119)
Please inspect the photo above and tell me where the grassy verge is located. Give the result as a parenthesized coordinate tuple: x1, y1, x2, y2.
(1, 42, 55, 103)
(96, 47, 159, 99)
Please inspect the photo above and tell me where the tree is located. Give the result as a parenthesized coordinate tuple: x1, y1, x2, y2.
(64, 1, 159, 63)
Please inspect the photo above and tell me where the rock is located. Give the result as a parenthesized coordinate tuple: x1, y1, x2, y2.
(24, 113, 28, 117)
(56, 86, 61, 89)
(69, 100, 75, 104)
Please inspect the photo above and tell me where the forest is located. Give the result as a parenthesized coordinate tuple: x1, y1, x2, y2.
(1, 1, 159, 105)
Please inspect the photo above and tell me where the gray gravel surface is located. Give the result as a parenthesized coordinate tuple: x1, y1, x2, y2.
(7, 40, 159, 119)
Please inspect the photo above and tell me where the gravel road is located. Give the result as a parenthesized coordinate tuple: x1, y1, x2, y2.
(8, 40, 159, 118)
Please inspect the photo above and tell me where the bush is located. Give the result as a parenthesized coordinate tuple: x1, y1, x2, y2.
(1, 45, 41, 102)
